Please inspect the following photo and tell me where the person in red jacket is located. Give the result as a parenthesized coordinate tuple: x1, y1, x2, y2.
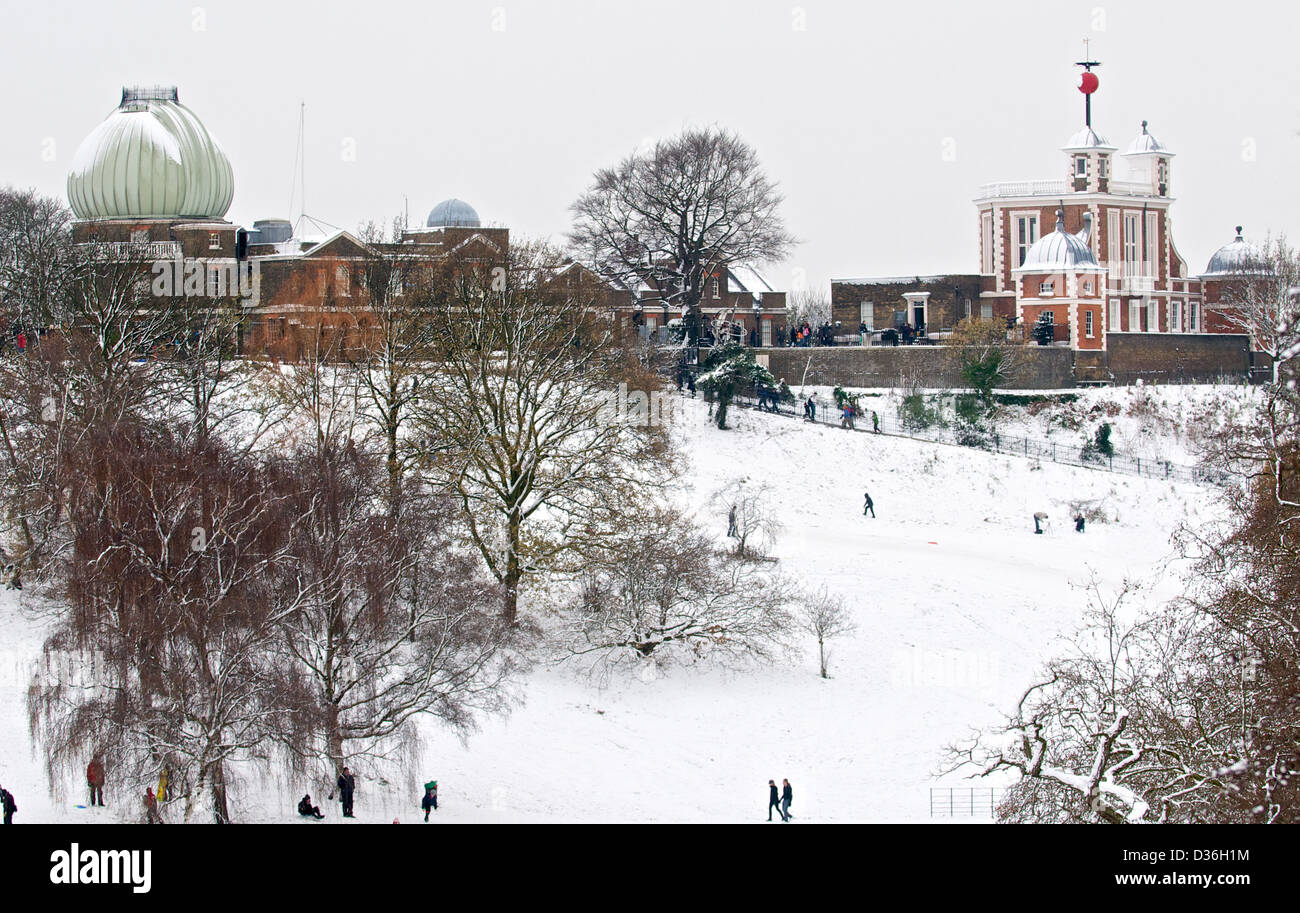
(86, 757, 106, 807)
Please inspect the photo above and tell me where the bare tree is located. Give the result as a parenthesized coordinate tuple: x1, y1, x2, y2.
(272, 374, 527, 774)
(569, 127, 796, 346)
(413, 241, 663, 623)
(1212, 234, 1300, 387)
(562, 508, 796, 677)
(28, 421, 307, 823)
(787, 287, 830, 328)
(798, 586, 857, 678)
(712, 479, 782, 559)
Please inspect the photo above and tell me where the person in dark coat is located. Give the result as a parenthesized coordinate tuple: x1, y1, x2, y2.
(727, 505, 738, 538)
(86, 757, 106, 807)
(0, 783, 16, 824)
(863, 492, 875, 518)
(781, 779, 793, 821)
(1074, 514, 1086, 533)
(768, 779, 786, 822)
(298, 794, 324, 819)
(421, 784, 438, 821)
(337, 767, 356, 818)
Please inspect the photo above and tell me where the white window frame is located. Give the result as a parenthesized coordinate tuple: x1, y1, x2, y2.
(1189, 300, 1200, 331)
(1145, 211, 1160, 281)
(1108, 298, 1121, 332)
(1146, 299, 1159, 333)
(1085, 310, 1094, 338)
(711, 277, 720, 299)
(859, 301, 873, 331)
(208, 232, 221, 250)
(1129, 299, 1142, 332)
(1107, 209, 1122, 278)
(981, 301, 993, 320)
(336, 264, 351, 297)
(981, 212, 994, 274)
(1124, 212, 1141, 279)
(1039, 280, 1055, 296)
(761, 320, 772, 346)
(1013, 213, 1039, 267)
(1075, 156, 1087, 177)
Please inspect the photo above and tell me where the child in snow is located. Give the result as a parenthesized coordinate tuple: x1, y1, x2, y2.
(422, 783, 438, 821)
(298, 794, 325, 819)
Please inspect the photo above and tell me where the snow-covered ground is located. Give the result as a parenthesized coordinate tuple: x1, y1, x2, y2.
(0, 388, 1228, 823)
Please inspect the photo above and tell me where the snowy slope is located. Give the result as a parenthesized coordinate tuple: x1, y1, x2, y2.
(0, 391, 1222, 823)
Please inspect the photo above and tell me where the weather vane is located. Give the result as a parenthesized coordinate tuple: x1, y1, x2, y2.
(1075, 38, 1101, 127)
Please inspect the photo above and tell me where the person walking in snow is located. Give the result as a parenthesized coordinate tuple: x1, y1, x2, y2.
(421, 783, 438, 821)
(298, 794, 325, 819)
(0, 783, 16, 824)
(872, 410, 880, 434)
(768, 779, 786, 822)
(863, 492, 875, 518)
(337, 767, 356, 818)
(781, 779, 793, 821)
(727, 505, 738, 538)
(86, 757, 106, 807)
(144, 787, 163, 824)
(805, 396, 816, 422)
(1074, 514, 1086, 533)
(1033, 511, 1048, 535)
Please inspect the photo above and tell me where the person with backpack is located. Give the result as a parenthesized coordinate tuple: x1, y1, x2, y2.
(0, 783, 16, 824)
(86, 757, 106, 807)
(298, 794, 325, 819)
(421, 782, 438, 821)
(781, 779, 794, 822)
(767, 779, 786, 822)
(337, 767, 356, 818)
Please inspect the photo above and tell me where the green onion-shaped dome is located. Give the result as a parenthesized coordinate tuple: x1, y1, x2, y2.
(67, 86, 234, 220)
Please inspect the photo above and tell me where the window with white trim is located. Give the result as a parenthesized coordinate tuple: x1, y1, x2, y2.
(1129, 299, 1142, 332)
(336, 265, 351, 296)
(1189, 300, 1200, 331)
(981, 301, 992, 320)
(208, 232, 221, 250)
(1039, 280, 1055, 296)
(1086, 310, 1094, 338)
(1146, 299, 1159, 333)
(859, 301, 873, 331)
(981, 213, 994, 274)
(1145, 212, 1159, 279)
(1124, 214, 1141, 278)
(711, 278, 719, 299)
(1108, 298, 1121, 331)
(1015, 215, 1039, 267)
(1075, 156, 1087, 177)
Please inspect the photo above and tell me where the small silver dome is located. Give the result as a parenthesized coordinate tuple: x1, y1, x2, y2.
(1202, 227, 1266, 277)
(426, 198, 481, 228)
(1062, 126, 1114, 151)
(1013, 210, 1105, 273)
(1124, 120, 1171, 156)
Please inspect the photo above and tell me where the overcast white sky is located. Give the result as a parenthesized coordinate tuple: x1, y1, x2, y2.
(2, 0, 1297, 294)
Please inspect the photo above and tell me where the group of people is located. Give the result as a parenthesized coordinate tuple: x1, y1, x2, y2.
(767, 778, 794, 822)
(754, 381, 782, 412)
(297, 770, 441, 823)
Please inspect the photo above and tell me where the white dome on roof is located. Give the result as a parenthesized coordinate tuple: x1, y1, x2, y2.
(1013, 210, 1105, 273)
(1062, 126, 1114, 151)
(67, 86, 233, 220)
(425, 198, 481, 228)
(1124, 120, 1172, 156)
(1202, 227, 1266, 277)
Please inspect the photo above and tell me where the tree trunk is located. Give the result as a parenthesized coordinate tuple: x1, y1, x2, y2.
(818, 634, 828, 679)
(503, 507, 521, 623)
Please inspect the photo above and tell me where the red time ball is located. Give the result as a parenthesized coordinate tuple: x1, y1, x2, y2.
(1078, 72, 1099, 94)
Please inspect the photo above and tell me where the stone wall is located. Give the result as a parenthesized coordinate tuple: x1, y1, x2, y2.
(758, 334, 1254, 389)
(760, 345, 1076, 389)
(1105, 333, 1251, 384)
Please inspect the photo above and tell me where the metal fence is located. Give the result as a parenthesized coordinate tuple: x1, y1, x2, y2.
(929, 786, 1007, 819)
(728, 390, 1232, 486)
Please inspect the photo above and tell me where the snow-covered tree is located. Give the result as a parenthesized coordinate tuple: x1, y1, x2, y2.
(413, 241, 663, 623)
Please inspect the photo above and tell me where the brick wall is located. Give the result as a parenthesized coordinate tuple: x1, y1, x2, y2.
(762, 345, 1076, 389)
(1105, 333, 1251, 384)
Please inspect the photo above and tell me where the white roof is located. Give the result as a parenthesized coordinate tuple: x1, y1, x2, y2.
(1123, 121, 1172, 156)
(1062, 126, 1115, 152)
(1012, 211, 1106, 274)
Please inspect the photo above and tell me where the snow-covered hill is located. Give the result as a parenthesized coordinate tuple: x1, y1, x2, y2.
(0, 390, 1225, 823)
